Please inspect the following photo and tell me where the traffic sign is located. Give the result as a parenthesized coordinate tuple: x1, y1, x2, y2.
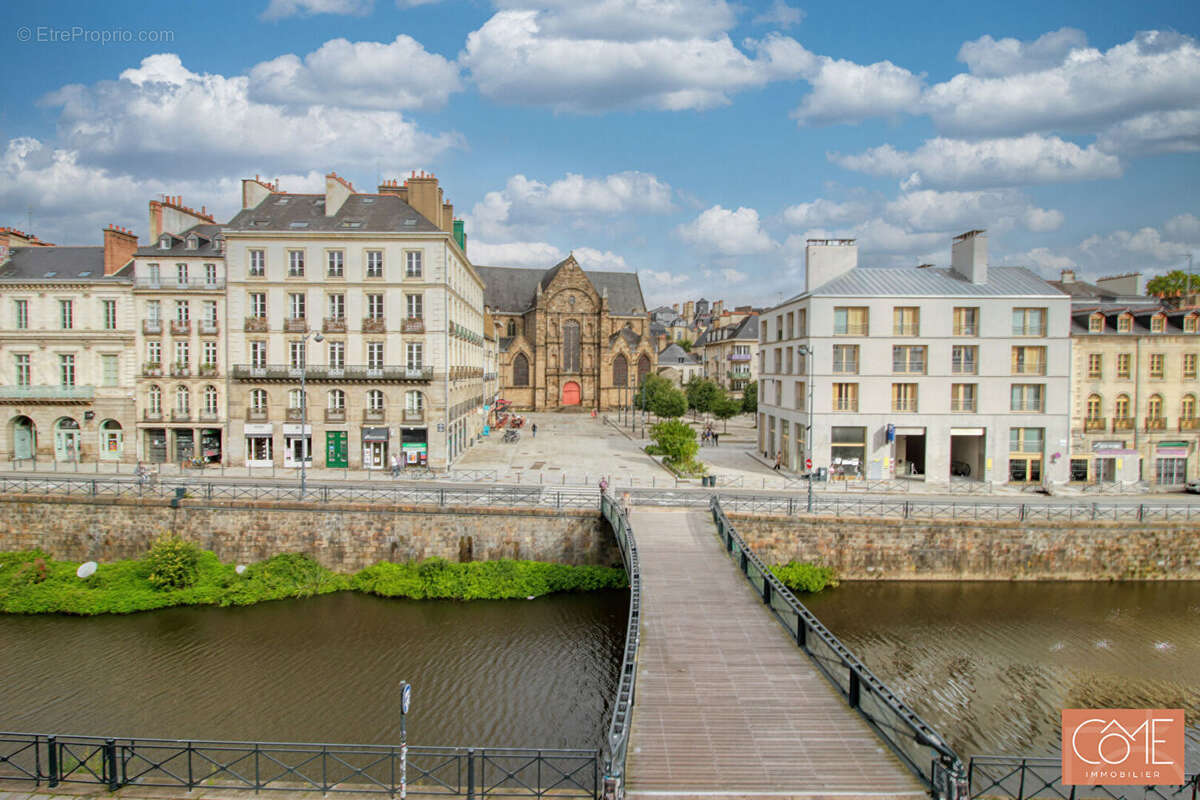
(805, 458, 813, 470)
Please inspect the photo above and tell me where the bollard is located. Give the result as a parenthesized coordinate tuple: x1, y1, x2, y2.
(466, 749, 476, 800)
(47, 735, 59, 787)
(848, 670, 861, 709)
(105, 738, 119, 792)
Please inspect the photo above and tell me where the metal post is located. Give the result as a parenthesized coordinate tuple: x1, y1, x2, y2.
(399, 680, 412, 800)
(466, 749, 476, 800)
(47, 735, 58, 788)
(300, 360, 307, 500)
(105, 738, 119, 792)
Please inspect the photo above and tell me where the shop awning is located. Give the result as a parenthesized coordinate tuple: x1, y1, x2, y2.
(362, 427, 390, 441)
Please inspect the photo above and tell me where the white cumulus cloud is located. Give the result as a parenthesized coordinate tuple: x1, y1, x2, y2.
(470, 240, 565, 267)
(676, 205, 776, 255)
(956, 28, 1089, 77)
(752, 0, 804, 28)
(261, 0, 372, 20)
(791, 57, 924, 126)
(782, 198, 872, 227)
(884, 188, 1064, 233)
(573, 247, 631, 271)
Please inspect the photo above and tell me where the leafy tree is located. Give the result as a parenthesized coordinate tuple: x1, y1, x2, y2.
(677, 337, 693, 352)
(651, 386, 687, 418)
(712, 392, 741, 432)
(1146, 270, 1200, 297)
(639, 373, 674, 412)
(741, 381, 758, 414)
(650, 419, 699, 466)
(144, 533, 201, 590)
(686, 377, 720, 414)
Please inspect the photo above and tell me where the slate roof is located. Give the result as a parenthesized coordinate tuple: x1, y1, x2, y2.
(809, 266, 1064, 298)
(136, 223, 225, 257)
(609, 327, 644, 349)
(226, 193, 441, 234)
(1069, 303, 1196, 335)
(696, 314, 758, 346)
(476, 258, 648, 315)
(658, 343, 700, 364)
(0, 246, 129, 282)
(1047, 277, 1145, 303)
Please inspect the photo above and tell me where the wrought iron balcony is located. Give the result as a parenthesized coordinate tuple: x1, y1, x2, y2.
(142, 410, 163, 421)
(246, 407, 268, 421)
(199, 321, 219, 335)
(362, 317, 386, 333)
(134, 277, 226, 290)
(284, 318, 308, 333)
(171, 320, 191, 335)
(893, 325, 920, 337)
(950, 399, 977, 412)
(1112, 417, 1134, 431)
(0, 385, 95, 404)
(953, 325, 978, 336)
(1180, 418, 1200, 431)
(198, 364, 219, 377)
(1145, 417, 1167, 432)
(363, 408, 386, 423)
(323, 318, 347, 334)
(728, 353, 752, 362)
(402, 318, 425, 334)
(231, 364, 434, 383)
(285, 407, 305, 422)
(244, 317, 268, 332)
(142, 363, 163, 377)
(1084, 418, 1106, 432)
(325, 408, 346, 423)
(730, 368, 751, 378)
(143, 319, 162, 335)
(170, 364, 191, 378)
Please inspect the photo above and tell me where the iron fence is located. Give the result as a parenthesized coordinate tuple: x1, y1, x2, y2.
(0, 733, 598, 798)
(968, 756, 1198, 800)
(599, 493, 641, 799)
(708, 498, 966, 799)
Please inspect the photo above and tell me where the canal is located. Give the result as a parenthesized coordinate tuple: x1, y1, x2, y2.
(804, 581, 1200, 763)
(0, 591, 627, 749)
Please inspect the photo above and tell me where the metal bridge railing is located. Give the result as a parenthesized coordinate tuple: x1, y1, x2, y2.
(599, 493, 641, 800)
(0, 732, 599, 798)
(967, 756, 1198, 800)
(709, 497, 967, 799)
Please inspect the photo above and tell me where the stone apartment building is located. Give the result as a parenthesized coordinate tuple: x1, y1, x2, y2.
(1049, 270, 1200, 485)
(757, 231, 1072, 486)
(695, 313, 758, 396)
(223, 171, 485, 471)
(131, 197, 227, 464)
(0, 226, 139, 462)
(479, 255, 653, 411)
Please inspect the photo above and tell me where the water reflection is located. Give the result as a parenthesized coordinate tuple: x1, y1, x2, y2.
(0, 591, 627, 749)
(804, 582, 1200, 762)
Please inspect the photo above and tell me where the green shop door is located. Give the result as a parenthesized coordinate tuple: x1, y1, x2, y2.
(325, 431, 348, 468)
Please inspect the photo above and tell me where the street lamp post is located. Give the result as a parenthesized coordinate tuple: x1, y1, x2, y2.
(399, 681, 412, 800)
(798, 345, 814, 513)
(299, 331, 324, 499)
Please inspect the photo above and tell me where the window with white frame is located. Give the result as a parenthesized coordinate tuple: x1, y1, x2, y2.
(328, 389, 345, 410)
(289, 293, 306, 320)
(203, 341, 217, 368)
(176, 385, 190, 414)
(290, 341, 306, 369)
(147, 299, 161, 323)
(367, 294, 384, 320)
(15, 353, 30, 387)
(288, 249, 305, 277)
(176, 300, 190, 323)
(368, 342, 384, 369)
(366, 250, 384, 278)
(406, 342, 423, 370)
(251, 341, 267, 368)
(147, 341, 162, 365)
(249, 250, 265, 276)
(288, 388, 305, 409)
(59, 354, 75, 386)
(204, 385, 218, 415)
(14, 299, 28, 329)
(203, 300, 218, 326)
(176, 263, 189, 284)
(149, 385, 162, 414)
(174, 341, 190, 368)
(328, 294, 345, 320)
(406, 251, 422, 278)
(327, 250, 344, 277)
(250, 388, 268, 411)
(103, 299, 117, 330)
(60, 299, 73, 329)
(367, 389, 384, 410)
(205, 263, 217, 286)
(328, 340, 345, 369)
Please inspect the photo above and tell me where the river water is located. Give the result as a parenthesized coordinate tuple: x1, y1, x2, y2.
(804, 581, 1200, 763)
(0, 591, 627, 749)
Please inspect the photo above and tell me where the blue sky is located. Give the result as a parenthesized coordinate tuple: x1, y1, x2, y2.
(2, 0, 1198, 306)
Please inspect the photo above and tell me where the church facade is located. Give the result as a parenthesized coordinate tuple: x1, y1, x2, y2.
(478, 255, 656, 411)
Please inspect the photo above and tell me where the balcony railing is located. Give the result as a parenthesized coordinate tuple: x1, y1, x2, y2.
(246, 407, 268, 421)
(199, 321, 219, 335)
(323, 317, 346, 334)
(198, 363, 219, 377)
(285, 407, 305, 422)
(950, 399, 976, 412)
(232, 364, 434, 382)
(171, 320, 191, 335)
(730, 368, 751, 378)
(892, 401, 918, 412)
(953, 325, 977, 336)
(170, 365, 191, 378)
(484, 372, 498, 381)
(834, 324, 869, 336)
(171, 410, 191, 422)
(134, 277, 226, 290)
(404, 408, 425, 423)
(362, 317, 386, 333)
(325, 408, 346, 423)
(143, 319, 162, 335)
(0, 385, 95, 403)
(893, 325, 920, 337)
(142, 364, 163, 377)
(1145, 417, 1167, 432)
(363, 408, 386, 423)
(1180, 418, 1200, 431)
(142, 410, 163, 421)
(284, 318, 308, 333)
(1011, 364, 1047, 376)
(1112, 417, 1134, 431)
(1011, 402, 1044, 412)
(1084, 418, 1107, 432)
(728, 353, 752, 362)
(244, 317, 268, 332)
(402, 318, 425, 334)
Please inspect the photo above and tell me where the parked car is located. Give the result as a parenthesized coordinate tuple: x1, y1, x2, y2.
(1186, 479, 1200, 494)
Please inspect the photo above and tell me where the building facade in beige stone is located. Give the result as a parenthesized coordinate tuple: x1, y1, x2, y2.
(696, 313, 758, 396)
(479, 256, 654, 411)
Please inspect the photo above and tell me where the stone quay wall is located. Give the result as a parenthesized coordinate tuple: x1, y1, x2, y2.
(0, 495, 619, 571)
(728, 513, 1200, 581)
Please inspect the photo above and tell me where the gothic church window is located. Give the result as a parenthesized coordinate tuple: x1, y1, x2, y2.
(563, 320, 581, 372)
(513, 353, 530, 386)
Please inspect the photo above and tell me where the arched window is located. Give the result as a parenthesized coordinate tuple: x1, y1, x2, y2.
(367, 389, 384, 410)
(1182, 394, 1196, 421)
(512, 353, 530, 386)
(1114, 394, 1130, 419)
(148, 384, 162, 414)
(288, 388, 306, 409)
(637, 353, 651, 384)
(1086, 394, 1102, 421)
(562, 320, 580, 372)
(204, 385, 218, 415)
(176, 385, 190, 414)
(506, 319, 517, 337)
(328, 389, 345, 410)
(613, 354, 628, 386)
(405, 390, 424, 411)
(251, 388, 268, 411)
(1148, 393, 1164, 420)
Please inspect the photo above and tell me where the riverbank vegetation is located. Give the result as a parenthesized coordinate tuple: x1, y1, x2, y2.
(0, 539, 628, 616)
(769, 562, 838, 593)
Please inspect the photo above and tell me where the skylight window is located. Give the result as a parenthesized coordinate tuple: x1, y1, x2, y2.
(78, 271, 92, 276)
(44, 271, 57, 277)
(403, 219, 417, 226)
(360, 197, 375, 204)
(341, 221, 364, 229)
(289, 221, 310, 228)
(276, 198, 290, 205)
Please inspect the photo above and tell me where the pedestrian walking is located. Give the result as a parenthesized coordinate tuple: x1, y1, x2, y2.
(713, 432, 719, 446)
(773, 452, 782, 471)
(599, 477, 609, 495)
(390, 453, 401, 478)
(531, 422, 538, 438)
(621, 490, 632, 516)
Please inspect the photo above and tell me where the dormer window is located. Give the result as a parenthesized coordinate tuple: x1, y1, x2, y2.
(1150, 314, 1166, 333)
(1088, 314, 1104, 333)
(213, 235, 224, 252)
(186, 235, 198, 250)
(1185, 314, 1199, 334)
(1117, 314, 1133, 333)
(159, 235, 171, 249)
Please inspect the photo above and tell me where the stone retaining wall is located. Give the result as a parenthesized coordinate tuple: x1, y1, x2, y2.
(728, 513, 1200, 580)
(0, 495, 618, 571)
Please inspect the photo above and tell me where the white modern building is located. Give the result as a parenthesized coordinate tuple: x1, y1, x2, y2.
(757, 231, 1072, 486)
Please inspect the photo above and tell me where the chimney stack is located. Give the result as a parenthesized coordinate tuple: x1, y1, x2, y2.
(1059, 269, 1076, 284)
(103, 225, 138, 275)
(804, 239, 858, 292)
(149, 195, 216, 240)
(951, 230, 988, 285)
(241, 175, 277, 209)
(325, 172, 355, 216)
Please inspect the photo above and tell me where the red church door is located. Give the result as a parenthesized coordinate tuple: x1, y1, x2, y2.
(562, 381, 581, 406)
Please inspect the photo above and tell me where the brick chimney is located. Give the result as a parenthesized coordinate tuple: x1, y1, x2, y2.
(241, 175, 278, 209)
(103, 225, 138, 275)
(325, 171, 355, 216)
(1059, 269, 1075, 283)
(150, 195, 216, 239)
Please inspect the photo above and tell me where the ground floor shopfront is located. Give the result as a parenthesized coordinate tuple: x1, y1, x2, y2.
(234, 422, 436, 470)
(758, 411, 1071, 485)
(2, 401, 135, 464)
(1068, 434, 1199, 485)
(139, 425, 224, 465)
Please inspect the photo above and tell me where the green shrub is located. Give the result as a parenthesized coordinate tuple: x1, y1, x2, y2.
(769, 562, 838, 594)
(353, 558, 627, 601)
(650, 418, 698, 466)
(144, 534, 202, 590)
